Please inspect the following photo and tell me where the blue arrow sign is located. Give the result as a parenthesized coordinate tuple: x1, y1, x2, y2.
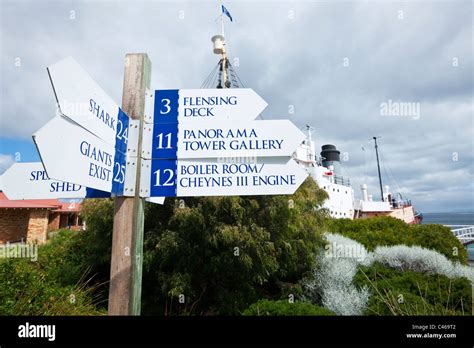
(140, 90, 304, 161)
(140, 158, 308, 198)
(144, 88, 267, 123)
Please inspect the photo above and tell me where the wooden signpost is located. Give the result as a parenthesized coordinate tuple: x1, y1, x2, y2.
(108, 53, 150, 315)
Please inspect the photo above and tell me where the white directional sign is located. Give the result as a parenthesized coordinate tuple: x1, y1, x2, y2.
(144, 88, 267, 123)
(33, 116, 133, 194)
(48, 57, 131, 154)
(145, 197, 165, 205)
(140, 158, 308, 198)
(1, 162, 110, 200)
(142, 119, 306, 160)
(39, 57, 305, 201)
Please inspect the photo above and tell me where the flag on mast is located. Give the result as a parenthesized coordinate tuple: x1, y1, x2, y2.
(222, 4, 233, 22)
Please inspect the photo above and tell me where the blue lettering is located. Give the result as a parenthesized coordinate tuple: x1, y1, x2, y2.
(89, 98, 116, 131)
(252, 175, 296, 186)
(88, 162, 111, 181)
(30, 170, 48, 181)
(222, 164, 258, 174)
(50, 182, 83, 192)
(80, 141, 89, 156)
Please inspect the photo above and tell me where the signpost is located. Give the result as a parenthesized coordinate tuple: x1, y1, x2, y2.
(140, 158, 308, 198)
(33, 116, 133, 195)
(5, 53, 309, 316)
(1, 162, 110, 200)
(48, 57, 131, 153)
(108, 53, 150, 316)
(142, 119, 306, 160)
(144, 88, 267, 123)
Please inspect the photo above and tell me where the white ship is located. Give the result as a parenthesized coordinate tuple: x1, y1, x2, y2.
(294, 129, 355, 219)
(293, 130, 422, 224)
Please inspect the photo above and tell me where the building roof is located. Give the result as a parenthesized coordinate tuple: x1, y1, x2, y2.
(0, 191, 81, 212)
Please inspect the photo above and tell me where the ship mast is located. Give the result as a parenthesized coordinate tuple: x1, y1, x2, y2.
(373, 136, 384, 202)
(306, 125, 315, 162)
(206, 4, 244, 89)
(217, 2, 229, 88)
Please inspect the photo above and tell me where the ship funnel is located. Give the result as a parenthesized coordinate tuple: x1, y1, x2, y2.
(211, 35, 225, 55)
(321, 144, 342, 176)
(361, 184, 368, 201)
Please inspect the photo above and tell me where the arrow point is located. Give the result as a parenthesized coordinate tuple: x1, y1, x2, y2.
(249, 88, 268, 117)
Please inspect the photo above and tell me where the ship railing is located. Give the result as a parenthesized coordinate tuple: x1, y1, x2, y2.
(333, 174, 351, 187)
(390, 199, 412, 209)
(451, 225, 474, 237)
(450, 226, 474, 245)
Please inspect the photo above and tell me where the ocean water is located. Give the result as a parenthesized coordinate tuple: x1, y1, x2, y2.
(422, 212, 474, 226)
(422, 212, 474, 262)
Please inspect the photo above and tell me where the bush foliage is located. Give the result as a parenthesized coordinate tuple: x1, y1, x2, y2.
(141, 177, 329, 314)
(0, 230, 105, 315)
(354, 262, 472, 315)
(303, 233, 371, 315)
(4, 178, 469, 317)
(303, 232, 472, 316)
(328, 217, 467, 264)
(242, 299, 335, 316)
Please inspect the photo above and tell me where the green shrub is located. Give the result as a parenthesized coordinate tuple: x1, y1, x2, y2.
(0, 257, 104, 315)
(79, 198, 114, 270)
(242, 299, 335, 316)
(328, 217, 467, 264)
(38, 229, 92, 286)
(5, 178, 326, 316)
(0, 227, 109, 315)
(141, 177, 328, 315)
(407, 224, 467, 264)
(354, 262, 471, 315)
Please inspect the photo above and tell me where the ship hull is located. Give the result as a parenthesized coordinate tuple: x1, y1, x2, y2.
(354, 205, 422, 225)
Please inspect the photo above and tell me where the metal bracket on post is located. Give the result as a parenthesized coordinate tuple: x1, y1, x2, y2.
(126, 119, 140, 158)
(140, 158, 165, 204)
(139, 159, 151, 198)
(123, 157, 137, 196)
(141, 123, 153, 159)
(144, 89, 154, 124)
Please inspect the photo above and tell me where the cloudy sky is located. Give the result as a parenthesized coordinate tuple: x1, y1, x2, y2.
(0, 0, 472, 212)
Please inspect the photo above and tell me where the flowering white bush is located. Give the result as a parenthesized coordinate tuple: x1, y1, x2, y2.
(322, 286, 371, 316)
(304, 233, 371, 315)
(304, 233, 474, 315)
(323, 233, 373, 266)
(373, 245, 474, 283)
